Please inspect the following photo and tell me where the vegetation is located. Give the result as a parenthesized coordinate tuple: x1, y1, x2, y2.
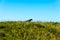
(0, 21, 60, 40)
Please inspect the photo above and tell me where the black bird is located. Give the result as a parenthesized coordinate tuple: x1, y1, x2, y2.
(26, 19, 32, 22)
(0, 26, 5, 29)
(0, 33, 5, 37)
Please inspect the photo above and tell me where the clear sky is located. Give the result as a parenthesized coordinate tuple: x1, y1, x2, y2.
(0, 0, 60, 22)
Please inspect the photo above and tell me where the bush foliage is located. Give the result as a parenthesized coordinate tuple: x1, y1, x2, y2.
(0, 21, 60, 40)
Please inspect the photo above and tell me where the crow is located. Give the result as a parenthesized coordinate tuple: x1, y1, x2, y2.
(0, 33, 5, 37)
(0, 26, 5, 29)
(26, 19, 32, 22)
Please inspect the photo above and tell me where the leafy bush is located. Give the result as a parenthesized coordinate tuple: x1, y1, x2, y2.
(0, 21, 60, 40)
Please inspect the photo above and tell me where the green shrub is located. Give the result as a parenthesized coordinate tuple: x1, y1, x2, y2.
(0, 21, 60, 40)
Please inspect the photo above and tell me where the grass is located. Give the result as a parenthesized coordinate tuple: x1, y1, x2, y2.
(0, 21, 60, 40)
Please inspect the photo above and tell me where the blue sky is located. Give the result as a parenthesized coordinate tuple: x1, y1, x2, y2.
(0, 0, 60, 22)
